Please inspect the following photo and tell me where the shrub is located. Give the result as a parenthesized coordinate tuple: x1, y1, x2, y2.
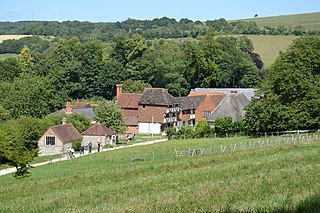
(165, 127, 177, 140)
(72, 139, 82, 151)
(195, 120, 213, 137)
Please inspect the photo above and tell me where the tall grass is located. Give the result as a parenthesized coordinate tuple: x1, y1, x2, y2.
(0, 136, 319, 212)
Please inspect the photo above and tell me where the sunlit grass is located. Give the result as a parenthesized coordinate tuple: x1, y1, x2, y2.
(0, 136, 319, 212)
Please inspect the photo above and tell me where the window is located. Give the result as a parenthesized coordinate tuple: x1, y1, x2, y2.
(202, 111, 211, 118)
(45, 136, 55, 145)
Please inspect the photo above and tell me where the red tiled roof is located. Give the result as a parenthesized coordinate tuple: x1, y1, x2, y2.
(51, 124, 82, 143)
(82, 123, 114, 136)
(116, 93, 142, 109)
(188, 91, 225, 97)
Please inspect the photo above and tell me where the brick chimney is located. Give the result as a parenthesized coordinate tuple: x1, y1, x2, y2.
(66, 102, 72, 114)
(116, 84, 123, 99)
(62, 117, 68, 125)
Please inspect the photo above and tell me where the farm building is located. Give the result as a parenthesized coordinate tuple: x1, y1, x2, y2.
(81, 123, 114, 147)
(116, 84, 141, 134)
(38, 118, 82, 156)
(207, 93, 250, 123)
(49, 99, 94, 119)
(138, 88, 180, 134)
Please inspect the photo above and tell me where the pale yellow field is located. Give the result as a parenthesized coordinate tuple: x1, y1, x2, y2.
(0, 35, 32, 43)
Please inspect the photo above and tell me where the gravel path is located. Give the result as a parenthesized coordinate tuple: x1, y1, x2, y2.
(0, 138, 168, 176)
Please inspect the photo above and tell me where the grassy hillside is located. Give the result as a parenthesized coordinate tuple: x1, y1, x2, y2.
(247, 35, 297, 67)
(0, 136, 319, 212)
(240, 12, 320, 31)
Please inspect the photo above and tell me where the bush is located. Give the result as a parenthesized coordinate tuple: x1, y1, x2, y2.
(177, 126, 195, 139)
(72, 139, 82, 151)
(195, 120, 213, 137)
(165, 127, 177, 140)
(103, 144, 113, 149)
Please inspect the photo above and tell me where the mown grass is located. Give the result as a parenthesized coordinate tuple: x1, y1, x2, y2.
(0, 137, 319, 212)
(239, 12, 320, 31)
(247, 35, 297, 67)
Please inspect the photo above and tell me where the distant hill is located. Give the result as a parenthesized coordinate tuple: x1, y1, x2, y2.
(239, 12, 320, 31)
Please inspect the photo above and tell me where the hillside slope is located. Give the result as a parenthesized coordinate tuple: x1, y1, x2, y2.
(240, 12, 320, 31)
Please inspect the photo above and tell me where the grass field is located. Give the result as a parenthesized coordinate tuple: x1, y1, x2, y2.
(247, 35, 297, 67)
(0, 136, 319, 212)
(0, 35, 31, 43)
(240, 12, 320, 31)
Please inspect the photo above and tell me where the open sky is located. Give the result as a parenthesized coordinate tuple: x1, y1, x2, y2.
(1, 0, 319, 22)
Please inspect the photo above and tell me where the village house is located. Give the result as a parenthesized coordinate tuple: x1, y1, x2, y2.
(38, 118, 82, 156)
(188, 91, 226, 123)
(115, 84, 141, 134)
(174, 95, 206, 127)
(138, 88, 180, 134)
(82, 123, 115, 147)
(50, 99, 94, 119)
(207, 92, 250, 124)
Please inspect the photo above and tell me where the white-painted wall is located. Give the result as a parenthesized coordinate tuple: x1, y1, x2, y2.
(138, 122, 161, 134)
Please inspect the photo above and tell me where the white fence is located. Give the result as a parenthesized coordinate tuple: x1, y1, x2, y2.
(174, 133, 320, 158)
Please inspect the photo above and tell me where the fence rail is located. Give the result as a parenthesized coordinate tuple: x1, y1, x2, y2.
(174, 133, 320, 158)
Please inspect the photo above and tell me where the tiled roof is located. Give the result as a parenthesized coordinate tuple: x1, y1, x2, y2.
(73, 108, 94, 119)
(139, 88, 178, 106)
(207, 93, 249, 121)
(116, 93, 142, 109)
(190, 88, 256, 101)
(175, 96, 206, 110)
(51, 124, 82, 143)
(188, 91, 225, 97)
(82, 123, 114, 136)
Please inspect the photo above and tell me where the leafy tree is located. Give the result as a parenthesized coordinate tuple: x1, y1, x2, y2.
(94, 100, 126, 133)
(19, 45, 34, 73)
(45, 40, 81, 99)
(0, 104, 11, 123)
(95, 60, 128, 99)
(122, 79, 151, 93)
(0, 74, 63, 118)
(245, 36, 320, 132)
(0, 117, 40, 177)
(0, 58, 21, 82)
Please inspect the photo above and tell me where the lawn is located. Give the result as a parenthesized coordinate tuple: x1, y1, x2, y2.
(0, 136, 319, 212)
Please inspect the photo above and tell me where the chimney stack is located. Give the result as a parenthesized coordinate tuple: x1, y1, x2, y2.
(116, 84, 123, 99)
(62, 117, 68, 125)
(66, 101, 72, 114)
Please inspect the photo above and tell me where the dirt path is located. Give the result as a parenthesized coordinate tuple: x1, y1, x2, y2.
(0, 138, 168, 176)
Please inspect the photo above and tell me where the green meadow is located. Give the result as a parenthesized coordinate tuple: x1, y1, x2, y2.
(247, 35, 297, 67)
(240, 12, 320, 31)
(0, 136, 319, 212)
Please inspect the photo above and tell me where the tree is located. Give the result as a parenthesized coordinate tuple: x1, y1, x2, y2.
(122, 79, 151, 93)
(0, 74, 63, 118)
(0, 117, 40, 177)
(94, 100, 126, 133)
(19, 45, 34, 73)
(245, 36, 320, 132)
